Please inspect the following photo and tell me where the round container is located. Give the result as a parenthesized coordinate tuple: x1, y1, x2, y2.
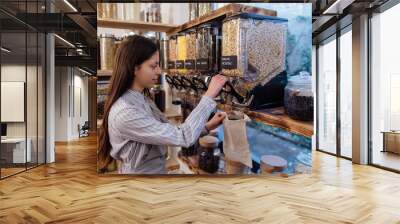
(97, 4, 103, 19)
(100, 3, 117, 19)
(198, 3, 215, 17)
(123, 3, 136, 21)
(99, 34, 116, 70)
(260, 155, 288, 174)
(284, 72, 313, 121)
(189, 3, 198, 21)
(198, 136, 220, 173)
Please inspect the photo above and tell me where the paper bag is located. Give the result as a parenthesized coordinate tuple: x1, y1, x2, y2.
(223, 116, 252, 168)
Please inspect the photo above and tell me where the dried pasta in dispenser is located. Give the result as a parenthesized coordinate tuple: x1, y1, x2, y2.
(221, 13, 288, 95)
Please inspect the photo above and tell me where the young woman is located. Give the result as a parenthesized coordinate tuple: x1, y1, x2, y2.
(98, 35, 227, 174)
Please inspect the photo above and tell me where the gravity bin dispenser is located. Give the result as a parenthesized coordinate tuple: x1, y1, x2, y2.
(164, 11, 288, 120)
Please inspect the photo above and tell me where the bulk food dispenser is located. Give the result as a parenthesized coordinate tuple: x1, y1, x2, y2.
(220, 13, 288, 111)
(165, 12, 288, 118)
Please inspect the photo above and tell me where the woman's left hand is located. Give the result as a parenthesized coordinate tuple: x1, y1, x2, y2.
(205, 112, 227, 131)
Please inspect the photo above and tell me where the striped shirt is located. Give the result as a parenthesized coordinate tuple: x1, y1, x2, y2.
(108, 89, 217, 174)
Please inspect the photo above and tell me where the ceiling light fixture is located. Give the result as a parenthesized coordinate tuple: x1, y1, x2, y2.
(1, 47, 11, 53)
(54, 34, 75, 48)
(63, 0, 78, 12)
(323, 0, 354, 15)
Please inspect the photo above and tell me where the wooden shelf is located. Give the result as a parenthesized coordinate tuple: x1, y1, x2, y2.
(97, 69, 112, 77)
(166, 3, 277, 35)
(97, 18, 179, 33)
(218, 104, 314, 138)
(97, 4, 276, 35)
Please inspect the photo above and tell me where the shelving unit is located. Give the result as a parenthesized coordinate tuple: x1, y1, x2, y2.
(97, 4, 276, 35)
(97, 18, 179, 33)
(166, 3, 276, 35)
(97, 69, 112, 77)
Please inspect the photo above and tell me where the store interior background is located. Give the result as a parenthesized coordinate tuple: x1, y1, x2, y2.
(0, 0, 97, 179)
(1, 0, 400, 179)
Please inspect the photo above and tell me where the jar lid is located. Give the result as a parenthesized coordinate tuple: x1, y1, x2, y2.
(208, 129, 218, 137)
(99, 33, 115, 38)
(288, 71, 312, 86)
(223, 13, 288, 23)
(199, 136, 219, 148)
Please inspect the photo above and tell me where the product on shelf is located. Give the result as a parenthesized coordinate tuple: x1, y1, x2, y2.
(284, 72, 314, 121)
(189, 3, 199, 21)
(221, 13, 287, 93)
(198, 3, 215, 17)
(98, 3, 117, 19)
(99, 34, 116, 70)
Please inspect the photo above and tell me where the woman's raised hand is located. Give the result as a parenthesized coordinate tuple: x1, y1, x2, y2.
(204, 74, 228, 98)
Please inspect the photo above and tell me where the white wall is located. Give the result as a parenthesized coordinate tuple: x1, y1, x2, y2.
(54, 67, 89, 141)
(1, 65, 35, 138)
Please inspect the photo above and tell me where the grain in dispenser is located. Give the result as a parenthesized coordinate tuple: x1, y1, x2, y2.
(221, 13, 287, 96)
(195, 23, 220, 73)
(168, 36, 177, 73)
(184, 30, 196, 74)
(176, 34, 187, 75)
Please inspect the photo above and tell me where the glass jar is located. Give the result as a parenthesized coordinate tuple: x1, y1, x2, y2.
(284, 72, 314, 121)
(160, 36, 169, 70)
(198, 136, 220, 173)
(198, 3, 214, 17)
(189, 3, 198, 21)
(176, 34, 187, 75)
(100, 3, 117, 19)
(97, 4, 103, 19)
(99, 34, 116, 70)
(221, 14, 287, 91)
(196, 24, 220, 73)
(185, 30, 197, 74)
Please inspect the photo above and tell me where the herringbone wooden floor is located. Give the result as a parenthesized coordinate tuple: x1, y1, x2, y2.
(1, 135, 400, 224)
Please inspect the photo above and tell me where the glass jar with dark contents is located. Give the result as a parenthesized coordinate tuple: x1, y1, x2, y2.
(198, 136, 220, 173)
(284, 72, 314, 121)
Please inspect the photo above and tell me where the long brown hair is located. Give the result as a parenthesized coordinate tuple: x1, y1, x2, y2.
(98, 35, 158, 172)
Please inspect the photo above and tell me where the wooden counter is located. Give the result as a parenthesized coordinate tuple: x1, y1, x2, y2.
(217, 104, 313, 138)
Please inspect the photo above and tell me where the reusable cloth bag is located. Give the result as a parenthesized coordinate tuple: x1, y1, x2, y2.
(223, 113, 252, 168)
